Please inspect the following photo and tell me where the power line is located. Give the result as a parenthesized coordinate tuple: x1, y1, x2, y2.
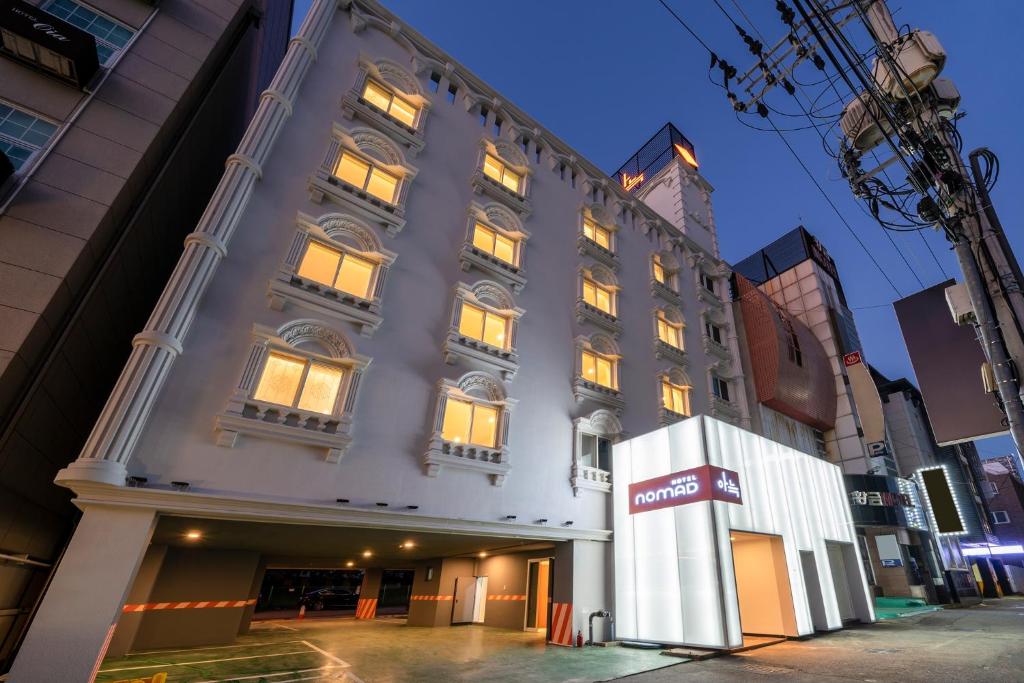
(655, 0, 904, 295)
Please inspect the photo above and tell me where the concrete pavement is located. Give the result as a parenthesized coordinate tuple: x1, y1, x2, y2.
(621, 597, 1024, 683)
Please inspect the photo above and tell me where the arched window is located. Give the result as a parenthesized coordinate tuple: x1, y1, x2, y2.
(652, 250, 681, 300)
(578, 204, 619, 269)
(425, 371, 517, 486)
(444, 281, 523, 380)
(313, 126, 418, 236)
(577, 264, 622, 335)
(472, 139, 531, 215)
(343, 58, 429, 155)
(215, 320, 370, 463)
(270, 213, 397, 337)
(660, 367, 692, 422)
(571, 409, 623, 495)
(574, 334, 624, 412)
(656, 307, 685, 350)
(459, 202, 530, 293)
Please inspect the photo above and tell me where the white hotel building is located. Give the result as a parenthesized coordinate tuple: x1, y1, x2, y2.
(9, 1, 870, 679)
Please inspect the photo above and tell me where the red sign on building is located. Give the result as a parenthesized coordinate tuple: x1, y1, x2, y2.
(628, 465, 742, 515)
(843, 351, 863, 367)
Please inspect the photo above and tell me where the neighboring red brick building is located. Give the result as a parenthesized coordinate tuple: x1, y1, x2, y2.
(983, 461, 1024, 566)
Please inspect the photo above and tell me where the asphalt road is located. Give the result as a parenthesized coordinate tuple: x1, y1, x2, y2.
(621, 597, 1024, 683)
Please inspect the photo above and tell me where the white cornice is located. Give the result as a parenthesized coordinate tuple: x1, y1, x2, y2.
(65, 483, 612, 543)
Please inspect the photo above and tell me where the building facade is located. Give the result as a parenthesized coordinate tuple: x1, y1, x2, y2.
(8, 1, 766, 678)
(0, 0, 291, 672)
(981, 460, 1024, 566)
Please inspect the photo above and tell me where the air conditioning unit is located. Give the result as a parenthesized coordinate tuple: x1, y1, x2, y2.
(872, 30, 946, 98)
(840, 92, 893, 152)
(931, 78, 961, 119)
(945, 282, 974, 326)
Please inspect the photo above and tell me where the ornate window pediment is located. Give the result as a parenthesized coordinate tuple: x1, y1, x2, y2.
(471, 138, 532, 216)
(576, 264, 621, 336)
(424, 371, 517, 486)
(578, 204, 619, 270)
(443, 280, 524, 380)
(310, 124, 418, 236)
(659, 367, 693, 426)
(573, 334, 624, 413)
(571, 409, 623, 496)
(269, 212, 397, 337)
(651, 250, 682, 303)
(342, 56, 429, 155)
(215, 320, 370, 463)
(654, 305, 688, 367)
(458, 202, 529, 293)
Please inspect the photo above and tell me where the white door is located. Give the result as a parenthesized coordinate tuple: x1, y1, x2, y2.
(452, 576, 478, 624)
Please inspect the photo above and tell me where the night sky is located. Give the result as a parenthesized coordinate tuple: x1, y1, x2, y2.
(290, 1, 1023, 459)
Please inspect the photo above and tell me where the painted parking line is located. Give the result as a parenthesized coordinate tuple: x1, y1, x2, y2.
(125, 640, 306, 656)
(195, 664, 346, 683)
(98, 650, 313, 673)
(300, 640, 350, 667)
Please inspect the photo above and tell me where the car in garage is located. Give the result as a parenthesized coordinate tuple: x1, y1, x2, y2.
(298, 586, 359, 611)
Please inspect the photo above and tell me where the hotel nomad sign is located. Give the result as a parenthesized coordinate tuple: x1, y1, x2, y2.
(628, 464, 742, 514)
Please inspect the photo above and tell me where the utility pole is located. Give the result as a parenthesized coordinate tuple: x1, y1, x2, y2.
(849, 0, 1024, 455)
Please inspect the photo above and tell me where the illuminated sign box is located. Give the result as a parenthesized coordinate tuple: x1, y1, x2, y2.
(0, 0, 100, 88)
(916, 465, 967, 535)
(613, 415, 874, 649)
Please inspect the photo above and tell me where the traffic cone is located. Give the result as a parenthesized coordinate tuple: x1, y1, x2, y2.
(298, 605, 306, 620)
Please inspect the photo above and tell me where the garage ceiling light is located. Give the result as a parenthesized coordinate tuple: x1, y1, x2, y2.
(362, 550, 373, 558)
(400, 541, 415, 549)
(478, 551, 488, 558)
(185, 530, 202, 541)
(345, 561, 355, 567)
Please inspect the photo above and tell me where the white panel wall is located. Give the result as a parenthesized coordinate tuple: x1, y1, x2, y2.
(614, 415, 874, 647)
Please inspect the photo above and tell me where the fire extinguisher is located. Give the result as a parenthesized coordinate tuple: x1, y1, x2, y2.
(575, 629, 583, 648)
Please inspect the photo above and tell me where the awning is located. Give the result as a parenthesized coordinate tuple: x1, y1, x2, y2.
(0, 0, 100, 88)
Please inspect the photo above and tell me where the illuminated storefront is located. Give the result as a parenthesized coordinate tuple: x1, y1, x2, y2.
(613, 415, 874, 648)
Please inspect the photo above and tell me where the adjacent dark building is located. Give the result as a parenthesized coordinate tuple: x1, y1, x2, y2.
(0, 0, 291, 672)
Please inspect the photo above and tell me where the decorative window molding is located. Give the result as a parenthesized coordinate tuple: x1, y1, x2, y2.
(577, 203, 620, 270)
(573, 334, 624, 413)
(654, 306, 688, 367)
(309, 124, 417, 236)
(659, 367, 693, 426)
(424, 371, 516, 486)
(215, 320, 370, 463)
(442, 280, 524, 380)
(689, 253, 727, 309)
(268, 212, 397, 337)
(470, 138, 532, 216)
(709, 373, 740, 424)
(571, 409, 623, 496)
(341, 56, 430, 156)
(651, 250, 682, 304)
(702, 314, 732, 365)
(458, 201, 529, 293)
(576, 264, 621, 336)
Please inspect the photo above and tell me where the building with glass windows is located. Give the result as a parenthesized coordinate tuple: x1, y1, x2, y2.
(0, 0, 291, 673)
(5, 0, 769, 678)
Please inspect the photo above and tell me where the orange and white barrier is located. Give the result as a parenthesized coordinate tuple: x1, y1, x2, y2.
(409, 594, 453, 601)
(355, 597, 378, 619)
(549, 602, 574, 646)
(122, 598, 256, 613)
(486, 594, 526, 601)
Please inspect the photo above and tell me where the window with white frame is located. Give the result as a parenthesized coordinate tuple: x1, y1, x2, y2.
(582, 349, 616, 390)
(215, 321, 369, 463)
(657, 311, 684, 350)
(44, 0, 134, 66)
(571, 409, 621, 495)
(583, 218, 612, 251)
(472, 222, 517, 266)
(458, 301, 510, 349)
(652, 254, 675, 290)
(270, 214, 396, 337)
(0, 103, 57, 171)
(712, 375, 731, 402)
(983, 480, 998, 496)
(662, 375, 691, 416)
(992, 510, 1010, 525)
(580, 433, 612, 471)
(483, 153, 523, 194)
(444, 280, 522, 380)
(360, 79, 419, 128)
(574, 334, 624, 410)
(335, 151, 399, 204)
(425, 371, 516, 486)
(583, 277, 615, 316)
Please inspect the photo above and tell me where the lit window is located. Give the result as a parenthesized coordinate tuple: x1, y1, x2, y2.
(482, 153, 522, 194)
(0, 103, 57, 171)
(657, 314, 684, 349)
(712, 375, 731, 402)
(253, 352, 344, 415)
(662, 379, 691, 416)
(582, 278, 614, 316)
(441, 398, 498, 447)
(653, 258, 665, 284)
(581, 433, 612, 471)
(296, 241, 375, 299)
(361, 80, 418, 127)
(458, 302, 509, 349)
(471, 223, 517, 265)
(652, 255, 676, 291)
(335, 152, 399, 203)
(583, 219, 612, 251)
(44, 0, 135, 65)
(582, 350, 616, 390)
